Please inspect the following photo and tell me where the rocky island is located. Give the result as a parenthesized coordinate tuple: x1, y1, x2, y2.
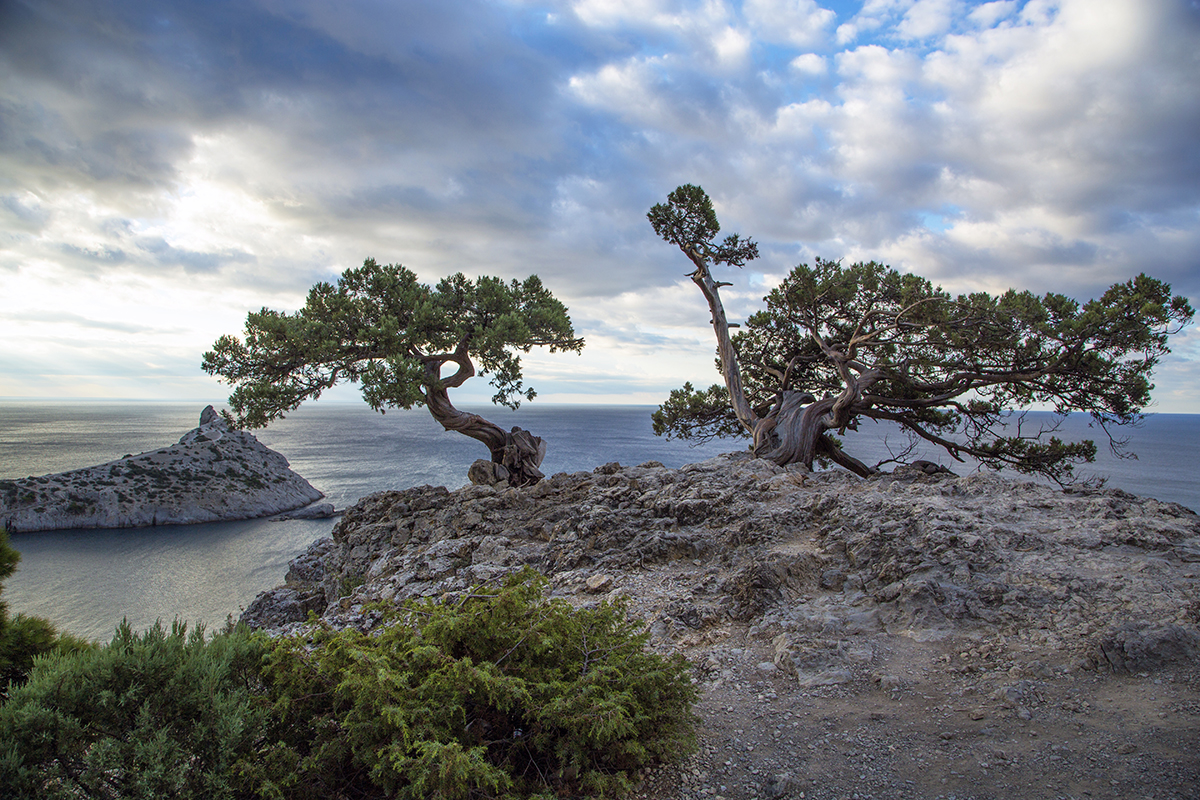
(0, 406, 325, 532)
(245, 453, 1200, 799)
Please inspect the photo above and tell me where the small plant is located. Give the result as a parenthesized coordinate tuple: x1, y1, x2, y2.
(336, 572, 365, 597)
(246, 569, 699, 799)
(0, 528, 96, 699)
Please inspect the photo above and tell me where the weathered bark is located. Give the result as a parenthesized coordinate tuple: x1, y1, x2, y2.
(751, 392, 877, 477)
(686, 248, 759, 435)
(421, 347, 548, 486)
(752, 390, 819, 463)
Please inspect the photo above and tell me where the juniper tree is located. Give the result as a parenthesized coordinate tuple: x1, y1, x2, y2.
(203, 259, 583, 486)
(649, 184, 1194, 484)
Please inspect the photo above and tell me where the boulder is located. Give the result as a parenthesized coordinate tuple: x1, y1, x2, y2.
(467, 458, 510, 487)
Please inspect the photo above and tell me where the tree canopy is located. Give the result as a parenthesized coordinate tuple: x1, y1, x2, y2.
(649, 185, 1194, 484)
(203, 258, 583, 485)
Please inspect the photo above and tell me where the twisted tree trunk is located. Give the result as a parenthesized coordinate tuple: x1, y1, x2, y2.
(420, 347, 548, 486)
(682, 248, 878, 478)
(751, 393, 876, 477)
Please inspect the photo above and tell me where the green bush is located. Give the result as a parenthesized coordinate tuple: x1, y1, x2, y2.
(0, 569, 699, 800)
(0, 621, 270, 800)
(245, 569, 699, 799)
(0, 613, 91, 692)
(0, 528, 94, 697)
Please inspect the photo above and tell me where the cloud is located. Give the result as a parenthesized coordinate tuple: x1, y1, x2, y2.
(1, 0, 1197, 411)
(836, 0, 912, 44)
(0, 309, 169, 335)
(744, 0, 837, 48)
(967, 0, 1017, 27)
(896, 0, 958, 40)
(789, 53, 827, 74)
(135, 237, 256, 273)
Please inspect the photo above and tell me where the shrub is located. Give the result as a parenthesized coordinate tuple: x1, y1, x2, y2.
(0, 528, 94, 697)
(0, 613, 91, 693)
(0, 569, 698, 800)
(0, 621, 269, 800)
(245, 569, 699, 799)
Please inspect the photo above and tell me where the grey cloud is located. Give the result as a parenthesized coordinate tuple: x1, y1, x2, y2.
(58, 243, 128, 264)
(2, 0, 1198, 408)
(0, 193, 50, 230)
(0, 0, 582, 196)
(135, 237, 256, 273)
(0, 309, 173, 334)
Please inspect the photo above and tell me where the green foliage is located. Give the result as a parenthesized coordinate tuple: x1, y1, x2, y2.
(0, 528, 18, 585)
(0, 569, 696, 800)
(0, 620, 270, 800)
(647, 184, 759, 269)
(651, 382, 748, 443)
(0, 529, 94, 698)
(0, 614, 92, 695)
(203, 259, 583, 429)
(748, 260, 1191, 481)
(649, 184, 1194, 484)
(246, 569, 699, 799)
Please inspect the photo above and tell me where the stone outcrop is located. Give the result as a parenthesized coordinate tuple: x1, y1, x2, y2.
(0, 405, 324, 531)
(242, 453, 1200, 675)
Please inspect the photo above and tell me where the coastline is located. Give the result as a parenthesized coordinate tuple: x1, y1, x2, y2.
(2, 402, 1198, 643)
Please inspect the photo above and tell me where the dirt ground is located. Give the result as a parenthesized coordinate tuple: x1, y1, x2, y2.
(632, 624, 1200, 800)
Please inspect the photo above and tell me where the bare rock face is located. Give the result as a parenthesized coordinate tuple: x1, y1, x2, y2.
(0, 405, 324, 531)
(242, 453, 1200, 676)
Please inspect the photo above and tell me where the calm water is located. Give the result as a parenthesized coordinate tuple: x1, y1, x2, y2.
(2, 401, 1197, 641)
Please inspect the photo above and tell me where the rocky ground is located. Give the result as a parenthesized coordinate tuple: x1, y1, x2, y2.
(243, 453, 1200, 799)
(0, 405, 326, 531)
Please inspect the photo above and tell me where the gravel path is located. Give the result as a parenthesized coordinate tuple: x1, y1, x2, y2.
(635, 624, 1200, 800)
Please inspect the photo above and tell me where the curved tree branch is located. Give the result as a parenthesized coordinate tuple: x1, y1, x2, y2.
(419, 347, 547, 486)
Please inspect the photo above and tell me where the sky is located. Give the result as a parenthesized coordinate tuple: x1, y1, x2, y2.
(2, 0, 1198, 414)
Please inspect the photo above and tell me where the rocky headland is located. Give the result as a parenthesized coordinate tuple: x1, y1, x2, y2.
(0, 406, 325, 532)
(245, 452, 1200, 799)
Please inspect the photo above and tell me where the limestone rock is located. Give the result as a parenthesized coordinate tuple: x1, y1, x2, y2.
(1093, 621, 1200, 673)
(585, 573, 614, 593)
(275, 502, 337, 520)
(0, 405, 323, 531)
(764, 771, 805, 798)
(468, 459, 510, 487)
(242, 453, 1200, 679)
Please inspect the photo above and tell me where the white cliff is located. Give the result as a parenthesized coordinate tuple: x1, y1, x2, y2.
(0, 406, 324, 532)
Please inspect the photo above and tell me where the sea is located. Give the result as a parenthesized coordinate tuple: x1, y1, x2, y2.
(2, 401, 1198, 643)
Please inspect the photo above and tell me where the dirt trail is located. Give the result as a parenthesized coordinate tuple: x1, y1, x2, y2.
(636, 626, 1200, 800)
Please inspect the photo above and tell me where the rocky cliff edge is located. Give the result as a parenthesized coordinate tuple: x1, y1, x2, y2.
(244, 452, 1200, 675)
(0, 405, 325, 531)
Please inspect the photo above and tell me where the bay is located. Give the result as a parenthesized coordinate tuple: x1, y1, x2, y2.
(1, 401, 1197, 642)
(0, 402, 736, 641)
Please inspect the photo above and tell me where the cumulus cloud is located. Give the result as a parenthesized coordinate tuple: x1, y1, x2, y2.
(789, 53, 828, 74)
(744, 0, 837, 47)
(967, 0, 1018, 27)
(1, 0, 1197, 410)
(896, 0, 958, 40)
